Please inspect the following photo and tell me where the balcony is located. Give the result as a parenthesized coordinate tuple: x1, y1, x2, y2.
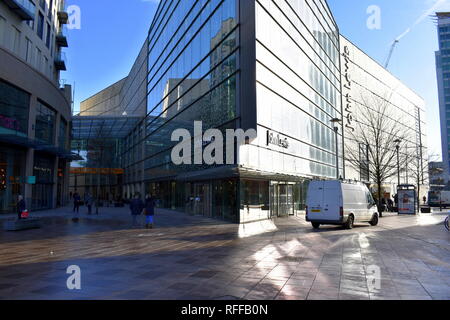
(57, 0, 69, 24)
(56, 25, 68, 47)
(54, 52, 67, 71)
(3, 0, 36, 20)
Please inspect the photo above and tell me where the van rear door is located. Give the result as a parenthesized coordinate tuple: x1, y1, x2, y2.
(307, 181, 324, 220)
(321, 181, 341, 221)
(308, 181, 340, 221)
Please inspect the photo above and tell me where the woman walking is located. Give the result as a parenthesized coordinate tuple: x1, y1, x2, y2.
(144, 194, 156, 229)
(17, 195, 26, 220)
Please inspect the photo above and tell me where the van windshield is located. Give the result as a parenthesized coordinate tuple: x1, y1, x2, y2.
(367, 192, 376, 205)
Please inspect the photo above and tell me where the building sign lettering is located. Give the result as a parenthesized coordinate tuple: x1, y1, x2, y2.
(70, 168, 125, 175)
(267, 131, 289, 149)
(0, 115, 20, 131)
(342, 46, 355, 132)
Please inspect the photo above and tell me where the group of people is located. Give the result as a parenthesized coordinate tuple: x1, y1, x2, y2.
(72, 191, 157, 229)
(72, 191, 94, 215)
(380, 196, 396, 213)
(130, 193, 157, 229)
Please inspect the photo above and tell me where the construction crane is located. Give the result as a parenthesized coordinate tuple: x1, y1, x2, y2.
(385, 40, 399, 69)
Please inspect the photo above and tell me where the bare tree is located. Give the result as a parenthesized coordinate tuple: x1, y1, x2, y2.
(407, 151, 437, 209)
(345, 93, 411, 216)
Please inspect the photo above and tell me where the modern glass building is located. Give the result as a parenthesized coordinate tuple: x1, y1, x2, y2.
(0, 0, 73, 214)
(436, 12, 450, 183)
(78, 0, 429, 224)
(117, 0, 343, 223)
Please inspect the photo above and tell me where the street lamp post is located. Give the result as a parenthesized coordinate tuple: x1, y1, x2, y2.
(331, 118, 342, 180)
(394, 139, 401, 187)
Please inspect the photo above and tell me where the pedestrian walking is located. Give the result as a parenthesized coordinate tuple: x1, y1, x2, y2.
(423, 195, 427, 205)
(16, 195, 26, 220)
(387, 198, 394, 212)
(73, 192, 81, 213)
(144, 194, 156, 229)
(85, 193, 93, 215)
(129, 193, 144, 227)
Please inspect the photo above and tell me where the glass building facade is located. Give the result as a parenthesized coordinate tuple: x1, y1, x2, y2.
(118, 0, 342, 223)
(436, 13, 450, 179)
(81, 0, 428, 224)
(70, 116, 137, 203)
(143, 0, 238, 178)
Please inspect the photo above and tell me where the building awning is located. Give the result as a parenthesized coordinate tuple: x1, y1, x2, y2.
(72, 116, 143, 140)
(0, 133, 82, 161)
(237, 167, 318, 182)
(0, 134, 46, 148)
(147, 165, 320, 183)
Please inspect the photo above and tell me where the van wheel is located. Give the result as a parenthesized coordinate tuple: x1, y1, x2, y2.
(369, 213, 379, 226)
(345, 215, 354, 229)
(312, 223, 320, 229)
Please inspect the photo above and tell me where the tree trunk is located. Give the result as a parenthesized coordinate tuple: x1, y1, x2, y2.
(377, 180, 383, 217)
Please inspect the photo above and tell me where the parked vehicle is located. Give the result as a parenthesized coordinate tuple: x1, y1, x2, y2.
(306, 180, 379, 229)
(428, 190, 450, 208)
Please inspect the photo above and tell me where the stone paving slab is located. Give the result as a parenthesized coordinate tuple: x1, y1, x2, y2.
(0, 206, 449, 300)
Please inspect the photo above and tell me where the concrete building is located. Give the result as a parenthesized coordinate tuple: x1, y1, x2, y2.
(436, 12, 450, 185)
(341, 36, 428, 201)
(0, 0, 73, 214)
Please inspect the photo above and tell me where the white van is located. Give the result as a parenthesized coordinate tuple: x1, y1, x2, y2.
(306, 180, 379, 229)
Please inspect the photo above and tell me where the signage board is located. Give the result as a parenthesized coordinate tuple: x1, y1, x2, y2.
(70, 168, 124, 175)
(398, 187, 416, 215)
(27, 176, 36, 185)
(267, 131, 289, 149)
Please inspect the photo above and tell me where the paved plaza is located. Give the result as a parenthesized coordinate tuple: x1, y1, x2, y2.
(0, 206, 449, 300)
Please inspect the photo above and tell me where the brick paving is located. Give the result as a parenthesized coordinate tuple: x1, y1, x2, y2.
(0, 206, 449, 300)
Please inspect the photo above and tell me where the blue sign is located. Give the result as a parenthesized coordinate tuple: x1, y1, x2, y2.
(27, 176, 36, 185)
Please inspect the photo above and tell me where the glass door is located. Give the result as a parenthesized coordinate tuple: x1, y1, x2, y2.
(279, 184, 289, 217)
(192, 183, 212, 217)
(270, 184, 278, 218)
(287, 184, 294, 216)
(270, 183, 294, 217)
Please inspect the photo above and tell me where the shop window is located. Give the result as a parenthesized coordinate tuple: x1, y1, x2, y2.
(0, 148, 26, 214)
(59, 118, 67, 149)
(0, 80, 30, 136)
(35, 101, 56, 144)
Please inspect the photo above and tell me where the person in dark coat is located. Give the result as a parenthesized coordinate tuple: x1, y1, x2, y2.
(85, 193, 93, 215)
(129, 193, 144, 227)
(387, 198, 394, 212)
(17, 195, 26, 220)
(144, 194, 156, 229)
(73, 192, 81, 213)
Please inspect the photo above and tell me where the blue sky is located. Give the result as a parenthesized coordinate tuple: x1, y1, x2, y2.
(64, 0, 159, 111)
(64, 0, 450, 158)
